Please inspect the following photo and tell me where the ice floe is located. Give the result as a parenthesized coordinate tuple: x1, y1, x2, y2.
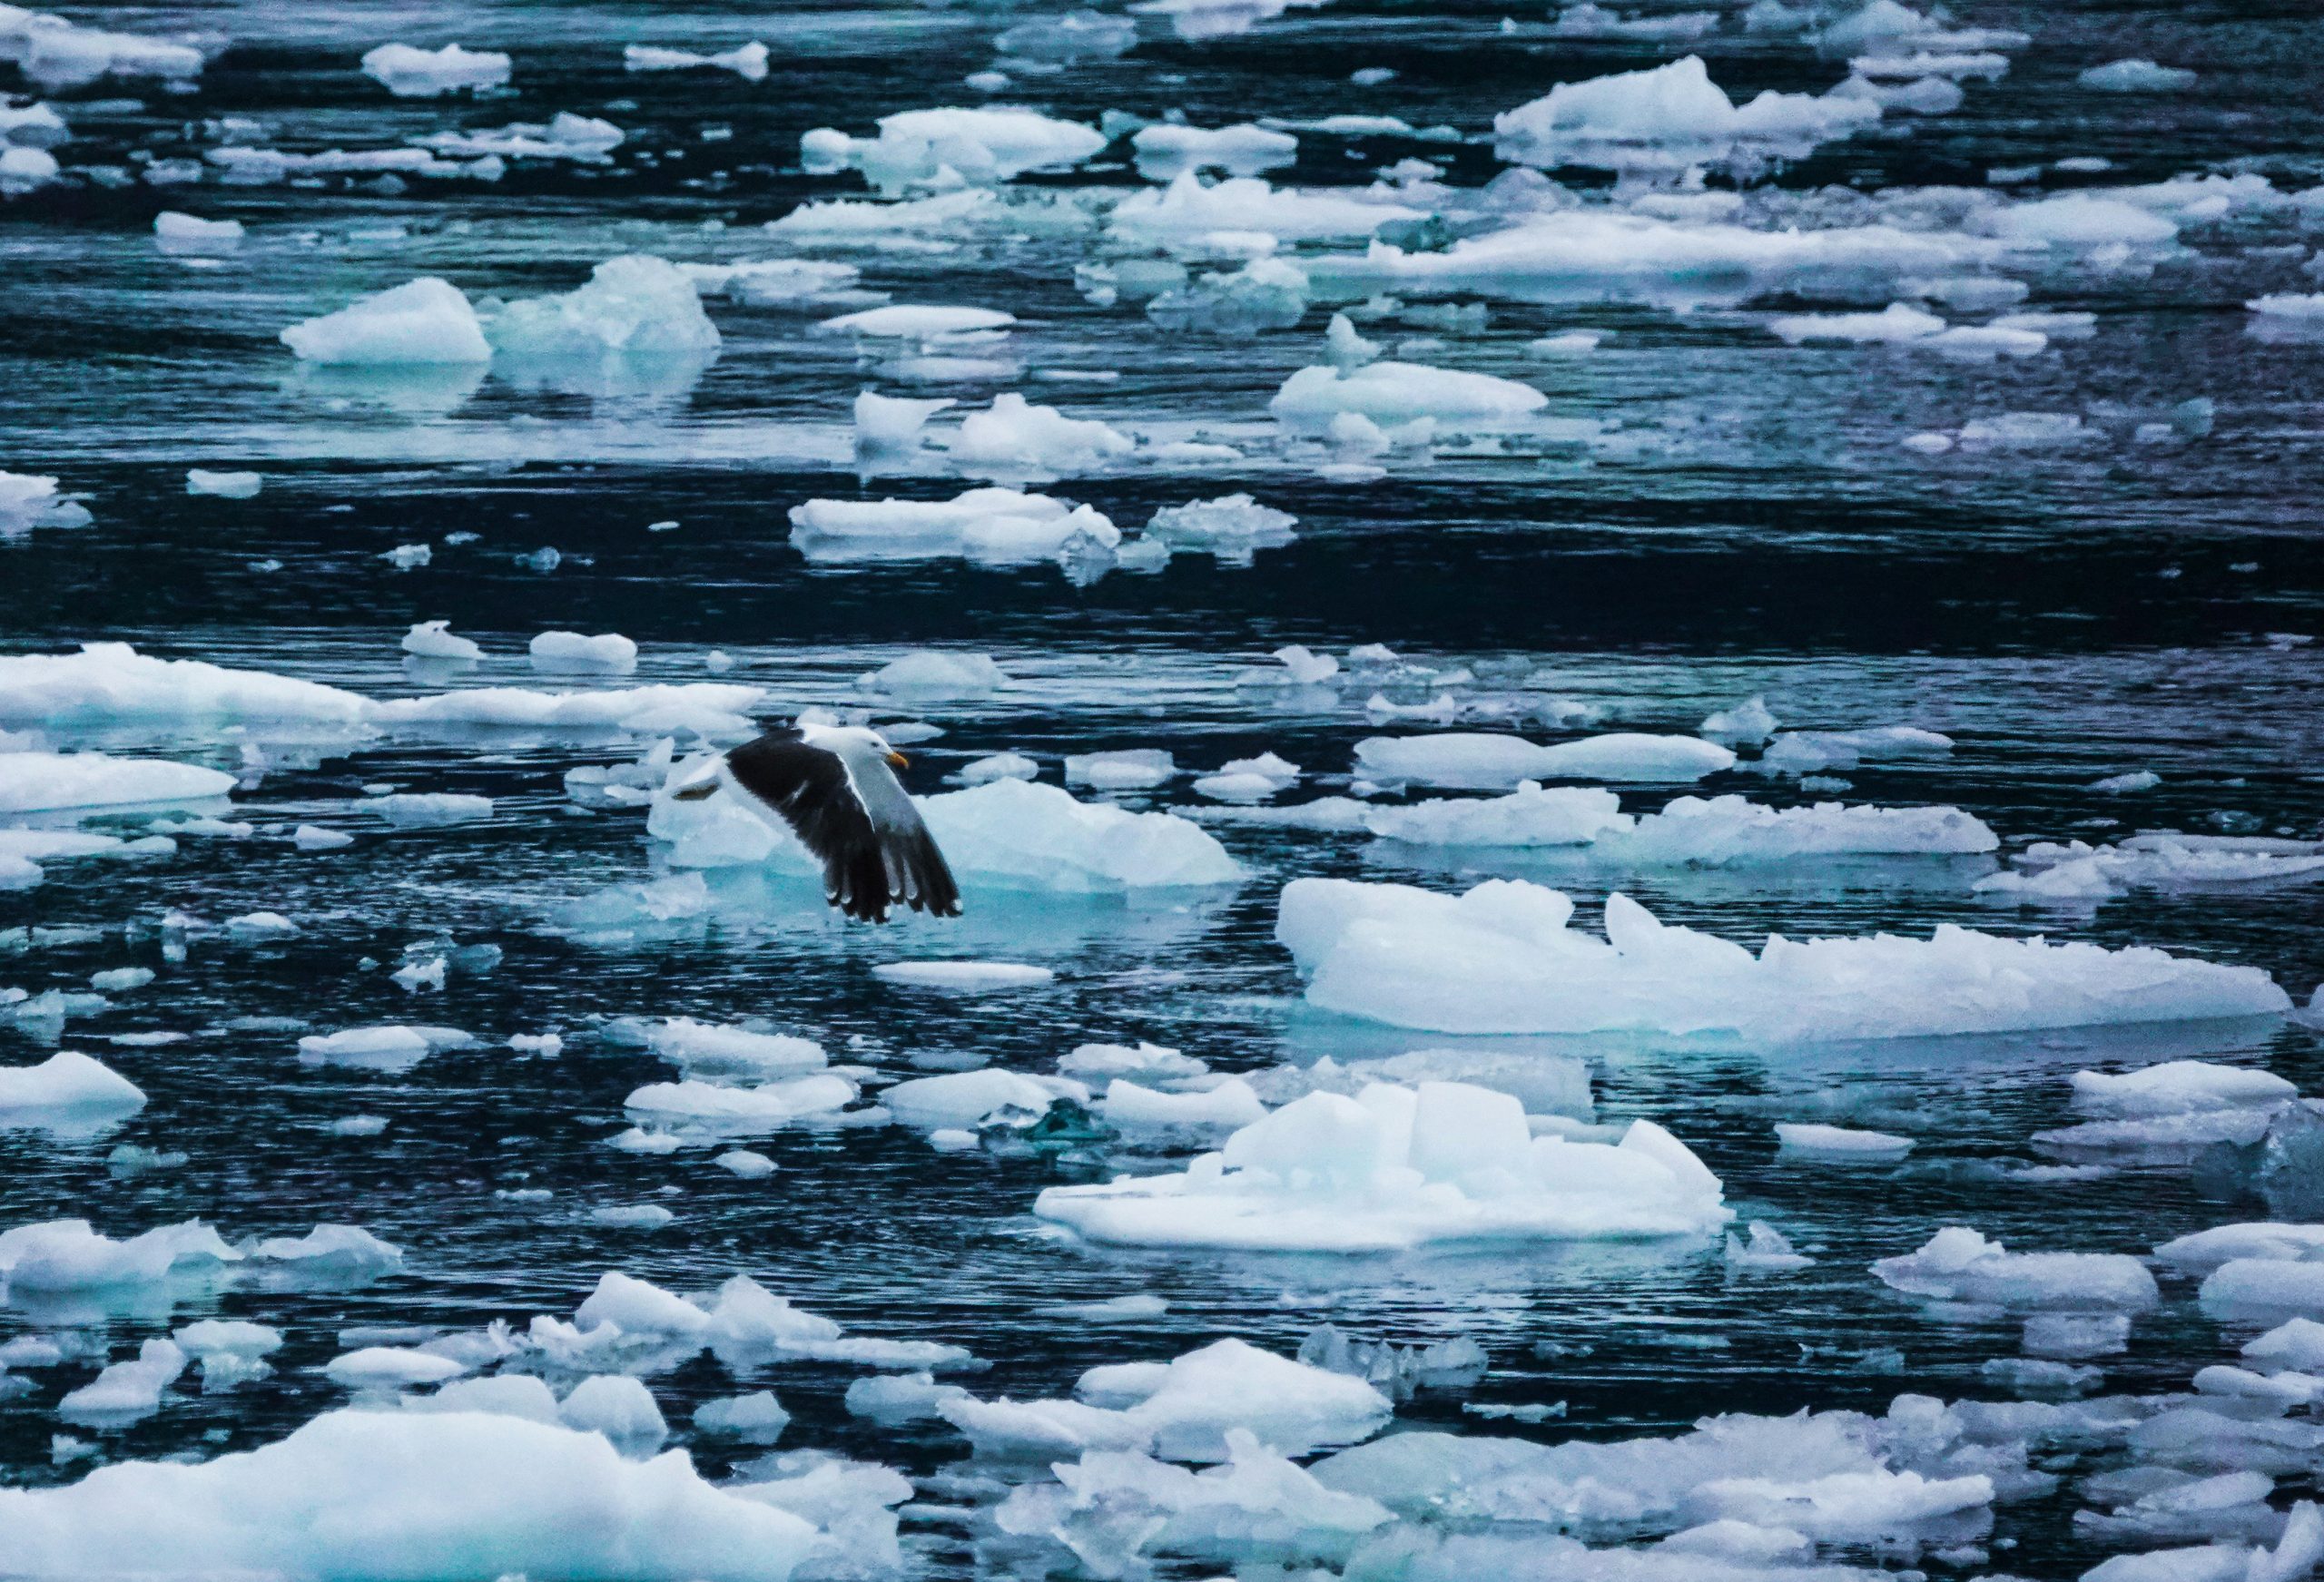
(359, 43, 512, 98)
(0, 751, 231, 812)
(1036, 1079, 1730, 1250)
(1354, 732, 1736, 788)
(1275, 878, 2290, 1038)
(1493, 56, 1881, 175)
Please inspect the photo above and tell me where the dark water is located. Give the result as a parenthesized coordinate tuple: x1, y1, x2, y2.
(4, 2, 2324, 1578)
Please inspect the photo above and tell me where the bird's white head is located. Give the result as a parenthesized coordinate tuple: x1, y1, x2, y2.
(805, 722, 909, 768)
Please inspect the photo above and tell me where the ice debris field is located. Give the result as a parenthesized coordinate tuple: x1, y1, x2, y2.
(4, 0, 2324, 1578)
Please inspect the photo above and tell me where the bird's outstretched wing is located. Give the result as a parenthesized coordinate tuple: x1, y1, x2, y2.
(724, 732, 961, 923)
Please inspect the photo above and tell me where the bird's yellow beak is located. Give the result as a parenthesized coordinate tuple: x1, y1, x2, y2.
(885, 751, 910, 768)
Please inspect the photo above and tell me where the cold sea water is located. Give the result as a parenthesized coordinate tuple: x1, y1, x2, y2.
(3, 1, 2324, 1578)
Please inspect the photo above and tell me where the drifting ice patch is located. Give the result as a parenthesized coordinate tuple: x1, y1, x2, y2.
(1035, 1079, 1730, 1250)
(942, 1337, 1391, 1459)
(0, 1408, 835, 1579)
(949, 393, 1137, 477)
(790, 486, 1116, 566)
(624, 41, 770, 80)
(1873, 1226, 2160, 1312)
(359, 43, 512, 98)
(802, 106, 1106, 192)
(280, 278, 493, 366)
(1493, 55, 1880, 174)
(1271, 361, 1548, 429)
(486, 255, 719, 360)
(0, 644, 370, 725)
(1354, 732, 1736, 788)
(1275, 877, 2289, 1038)
(0, 751, 232, 812)
(0, 472, 90, 534)
(0, 1052, 144, 1121)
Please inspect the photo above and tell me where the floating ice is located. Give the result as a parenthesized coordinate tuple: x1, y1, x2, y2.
(1110, 172, 1423, 246)
(949, 393, 1136, 476)
(1874, 1226, 2159, 1312)
(1131, 122, 1299, 180)
(529, 631, 639, 672)
(0, 644, 370, 726)
(1272, 360, 1547, 429)
(873, 960, 1055, 992)
(1978, 834, 2324, 902)
(2071, 1061, 2296, 1119)
(623, 1075, 858, 1128)
(0, 751, 232, 812)
(58, 1338, 186, 1423)
(0, 1408, 833, 1577)
(655, 774, 1243, 894)
(1354, 732, 1735, 789)
(359, 43, 512, 98)
(1727, 1221, 1817, 1270)
(1065, 749, 1175, 790)
(0, 471, 88, 534)
(695, 1390, 790, 1441)
(852, 391, 955, 453)
(642, 1018, 828, 1079)
(803, 107, 1105, 192)
(2200, 1261, 2324, 1324)
(624, 41, 770, 80)
(559, 1373, 666, 1442)
(791, 487, 1116, 566)
(297, 1025, 476, 1074)
(1275, 877, 2289, 1037)
(486, 256, 718, 360)
(185, 469, 261, 498)
(946, 1337, 1389, 1460)
(1101, 1078, 1266, 1131)
(402, 621, 483, 662)
(1493, 56, 1880, 174)
(2080, 59, 2196, 92)
(0, 1052, 143, 1121)
(1, 10, 202, 89)
(0, 1218, 237, 1293)
(1778, 1122, 1915, 1159)
(857, 650, 1007, 698)
(2155, 1224, 2324, 1276)
(881, 1068, 1085, 1127)
(1037, 1079, 1729, 1250)
(821, 304, 1014, 339)
(369, 792, 493, 827)
(279, 278, 493, 366)
(419, 113, 624, 162)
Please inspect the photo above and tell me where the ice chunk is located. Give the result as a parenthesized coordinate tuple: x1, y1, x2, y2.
(1362, 782, 1630, 847)
(852, 391, 955, 452)
(369, 792, 493, 826)
(644, 1018, 827, 1079)
(1102, 1078, 1266, 1131)
(0, 1218, 238, 1292)
(695, 1390, 790, 1441)
(279, 278, 492, 365)
(1493, 56, 1880, 174)
(247, 1224, 402, 1277)
(1271, 359, 1547, 428)
(59, 1339, 187, 1423)
(418, 113, 624, 162)
(1770, 301, 1945, 344)
(623, 1075, 857, 1127)
(2080, 59, 2196, 92)
(1130, 121, 1298, 179)
(0, 644, 370, 726)
(1061, 1042, 1206, 1081)
(486, 256, 718, 360)
(529, 631, 639, 672)
(2200, 1261, 2324, 1324)
(0, 471, 88, 534)
(559, 1374, 666, 1443)
(185, 469, 261, 499)
(624, 41, 770, 80)
(1145, 494, 1296, 558)
(820, 304, 1014, 339)
(857, 650, 1007, 698)
(1700, 694, 1779, 744)
(873, 960, 1054, 992)
(1354, 732, 1735, 788)
(1109, 172, 1423, 246)
(2156, 1224, 2324, 1276)
(297, 1025, 474, 1074)
(881, 1068, 1081, 1127)
(803, 106, 1105, 191)
(1038, 1081, 1728, 1250)
(401, 621, 482, 661)
(324, 1347, 468, 1388)
(2073, 1061, 2295, 1118)
(1065, 749, 1175, 789)
(791, 487, 1115, 566)
(1875, 1226, 2159, 1312)
(1978, 834, 2324, 900)
(1726, 1221, 1817, 1270)
(0, 1407, 827, 1576)
(950, 393, 1136, 475)
(0, 1052, 144, 1121)
(0, 751, 232, 812)
(1275, 877, 2287, 1037)
(1777, 1122, 1915, 1159)
(359, 43, 512, 98)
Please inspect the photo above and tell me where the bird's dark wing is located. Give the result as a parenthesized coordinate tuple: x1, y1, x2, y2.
(724, 733, 961, 923)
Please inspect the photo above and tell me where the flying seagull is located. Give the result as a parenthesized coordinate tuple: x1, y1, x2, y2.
(669, 722, 961, 923)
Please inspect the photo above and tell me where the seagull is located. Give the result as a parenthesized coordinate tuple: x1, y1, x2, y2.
(669, 722, 961, 923)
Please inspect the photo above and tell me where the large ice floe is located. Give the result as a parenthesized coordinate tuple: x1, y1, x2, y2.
(1274, 878, 2290, 1039)
(1353, 732, 1737, 788)
(790, 487, 1118, 567)
(940, 1337, 1391, 1459)
(0, 1407, 857, 1580)
(0, 644, 764, 739)
(1493, 55, 1881, 175)
(802, 105, 1106, 192)
(1034, 1078, 1730, 1250)
(0, 750, 232, 811)
(650, 771, 1243, 895)
(1209, 786, 1998, 861)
